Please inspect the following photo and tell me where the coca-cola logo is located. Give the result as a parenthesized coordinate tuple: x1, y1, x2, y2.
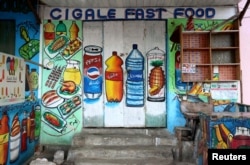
(87, 67, 100, 80)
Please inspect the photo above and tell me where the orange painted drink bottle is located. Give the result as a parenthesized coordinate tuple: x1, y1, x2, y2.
(0, 112, 9, 165)
(105, 51, 123, 102)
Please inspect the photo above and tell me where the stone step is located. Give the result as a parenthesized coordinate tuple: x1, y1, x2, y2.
(66, 128, 196, 165)
(72, 158, 174, 165)
(67, 145, 174, 161)
(72, 133, 177, 147)
(80, 128, 173, 136)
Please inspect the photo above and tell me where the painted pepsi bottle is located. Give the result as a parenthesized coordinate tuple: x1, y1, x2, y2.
(125, 44, 145, 107)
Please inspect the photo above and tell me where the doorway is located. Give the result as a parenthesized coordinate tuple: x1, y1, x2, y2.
(83, 21, 167, 127)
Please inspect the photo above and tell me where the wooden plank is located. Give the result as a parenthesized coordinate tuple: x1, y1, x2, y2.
(123, 21, 146, 127)
(82, 22, 104, 127)
(144, 21, 166, 127)
(104, 21, 125, 127)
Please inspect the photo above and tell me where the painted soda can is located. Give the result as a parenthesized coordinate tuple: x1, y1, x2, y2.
(83, 45, 103, 99)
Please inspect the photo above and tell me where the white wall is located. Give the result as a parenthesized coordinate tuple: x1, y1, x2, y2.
(239, 0, 250, 104)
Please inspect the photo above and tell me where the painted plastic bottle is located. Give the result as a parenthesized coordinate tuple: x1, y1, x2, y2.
(56, 20, 67, 36)
(125, 44, 145, 107)
(69, 21, 79, 41)
(29, 68, 39, 90)
(29, 108, 35, 143)
(105, 51, 123, 102)
(35, 105, 41, 140)
(43, 19, 55, 46)
(21, 115, 27, 152)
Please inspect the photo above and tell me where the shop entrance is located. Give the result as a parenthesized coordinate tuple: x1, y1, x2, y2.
(82, 21, 167, 127)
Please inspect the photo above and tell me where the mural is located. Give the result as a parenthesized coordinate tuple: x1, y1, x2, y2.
(82, 21, 166, 128)
(198, 114, 250, 165)
(0, 101, 40, 165)
(0, 4, 41, 164)
(40, 20, 83, 145)
(167, 18, 241, 132)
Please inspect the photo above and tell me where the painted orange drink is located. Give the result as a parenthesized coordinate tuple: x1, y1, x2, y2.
(105, 51, 123, 102)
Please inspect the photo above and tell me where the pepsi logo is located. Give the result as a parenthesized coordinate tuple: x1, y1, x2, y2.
(87, 67, 100, 79)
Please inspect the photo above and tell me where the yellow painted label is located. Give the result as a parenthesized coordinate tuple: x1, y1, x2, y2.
(0, 133, 9, 144)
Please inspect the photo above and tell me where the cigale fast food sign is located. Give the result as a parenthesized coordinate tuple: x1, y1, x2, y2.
(42, 6, 236, 20)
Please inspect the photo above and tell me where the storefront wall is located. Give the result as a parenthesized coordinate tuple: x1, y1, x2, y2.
(0, 2, 41, 164)
(40, 6, 240, 146)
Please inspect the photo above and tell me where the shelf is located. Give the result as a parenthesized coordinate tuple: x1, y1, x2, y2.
(182, 65, 211, 82)
(211, 32, 239, 48)
(180, 19, 240, 82)
(182, 50, 210, 64)
(182, 32, 210, 49)
(212, 65, 240, 81)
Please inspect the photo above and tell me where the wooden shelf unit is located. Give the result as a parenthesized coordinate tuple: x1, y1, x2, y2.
(180, 20, 241, 82)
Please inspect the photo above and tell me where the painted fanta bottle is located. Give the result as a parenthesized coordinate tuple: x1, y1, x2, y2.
(105, 51, 123, 102)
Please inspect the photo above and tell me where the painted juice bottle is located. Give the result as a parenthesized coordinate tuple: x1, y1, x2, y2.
(105, 51, 123, 102)
(69, 21, 79, 41)
(125, 44, 145, 107)
(43, 19, 55, 46)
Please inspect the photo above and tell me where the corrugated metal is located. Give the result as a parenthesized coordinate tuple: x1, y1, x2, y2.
(40, 0, 242, 8)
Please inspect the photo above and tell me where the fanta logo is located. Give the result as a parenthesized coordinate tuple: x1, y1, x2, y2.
(87, 67, 100, 79)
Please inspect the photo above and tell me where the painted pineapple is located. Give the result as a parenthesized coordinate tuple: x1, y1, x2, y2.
(148, 60, 165, 96)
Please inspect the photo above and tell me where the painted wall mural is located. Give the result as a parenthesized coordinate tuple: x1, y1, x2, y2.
(198, 113, 250, 165)
(40, 20, 83, 145)
(0, 53, 25, 105)
(0, 6, 41, 164)
(82, 21, 166, 128)
(167, 18, 241, 132)
(0, 101, 40, 165)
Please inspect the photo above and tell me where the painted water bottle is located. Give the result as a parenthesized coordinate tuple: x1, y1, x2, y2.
(146, 47, 166, 102)
(125, 44, 145, 107)
(105, 51, 123, 102)
(83, 45, 103, 99)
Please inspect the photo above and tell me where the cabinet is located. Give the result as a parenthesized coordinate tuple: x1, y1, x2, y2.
(180, 20, 240, 82)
